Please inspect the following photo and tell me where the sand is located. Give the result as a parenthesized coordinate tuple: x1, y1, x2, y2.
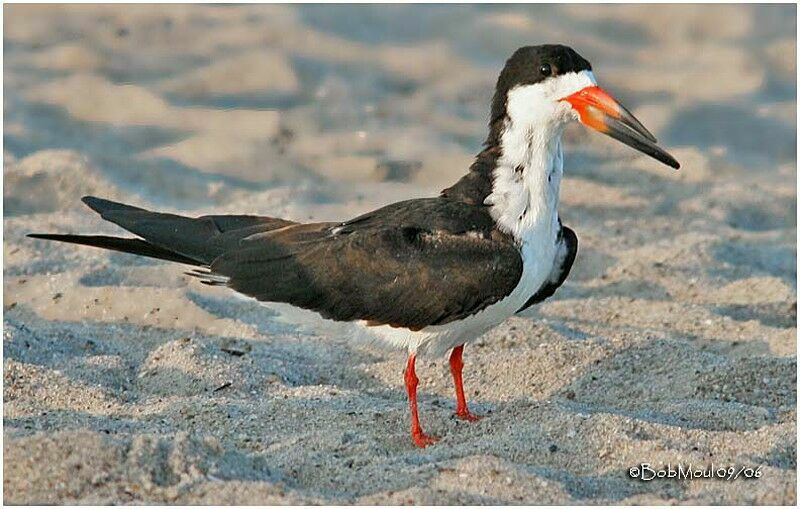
(3, 4, 796, 505)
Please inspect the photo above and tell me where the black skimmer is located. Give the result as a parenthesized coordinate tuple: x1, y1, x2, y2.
(29, 45, 679, 448)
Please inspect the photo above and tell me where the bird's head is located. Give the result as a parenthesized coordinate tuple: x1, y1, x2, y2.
(491, 45, 679, 169)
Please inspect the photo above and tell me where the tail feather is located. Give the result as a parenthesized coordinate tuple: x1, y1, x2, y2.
(28, 195, 301, 271)
(78, 195, 296, 265)
(184, 267, 230, 285)
(27, 233, 204, 266)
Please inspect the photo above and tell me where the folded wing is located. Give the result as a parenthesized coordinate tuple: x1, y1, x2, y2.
(212, 220, 523, 330)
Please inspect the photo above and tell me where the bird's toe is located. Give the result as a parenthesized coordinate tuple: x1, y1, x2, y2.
(411, 431, 439, 448)
(455, 410, 482, 422)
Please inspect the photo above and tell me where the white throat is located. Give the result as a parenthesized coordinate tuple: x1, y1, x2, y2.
(485, 120, 564, 242)
(484, 70, 596, 242)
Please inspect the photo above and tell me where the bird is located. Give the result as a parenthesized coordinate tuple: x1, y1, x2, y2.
(29, 45, 679, 448)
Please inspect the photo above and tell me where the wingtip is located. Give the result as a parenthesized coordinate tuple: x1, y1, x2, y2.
(81, 196, 145, 215)
(81, 195, 109, 213)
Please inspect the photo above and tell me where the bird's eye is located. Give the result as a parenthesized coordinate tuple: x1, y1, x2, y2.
(539, 63, 552, 76)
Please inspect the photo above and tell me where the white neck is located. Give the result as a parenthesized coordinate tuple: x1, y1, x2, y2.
(485, 114, 564, 243)
(483, 71, 597, 242)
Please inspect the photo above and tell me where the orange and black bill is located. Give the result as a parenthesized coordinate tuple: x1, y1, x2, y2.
(561, 86, 680, 169)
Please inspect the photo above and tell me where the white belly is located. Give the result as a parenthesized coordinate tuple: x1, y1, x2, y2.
(364, 232, 559, 357)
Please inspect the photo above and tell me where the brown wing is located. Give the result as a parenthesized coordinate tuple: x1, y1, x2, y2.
(210, 200, 523, 330)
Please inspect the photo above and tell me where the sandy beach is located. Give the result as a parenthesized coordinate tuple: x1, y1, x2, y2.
(3, 4, 797, 504)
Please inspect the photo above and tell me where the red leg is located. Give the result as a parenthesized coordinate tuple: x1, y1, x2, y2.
(449, 344, 481, 421)
(404, 354, 438, 447)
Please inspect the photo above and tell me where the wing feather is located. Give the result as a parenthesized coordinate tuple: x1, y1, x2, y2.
(211, 202, 523, 329)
